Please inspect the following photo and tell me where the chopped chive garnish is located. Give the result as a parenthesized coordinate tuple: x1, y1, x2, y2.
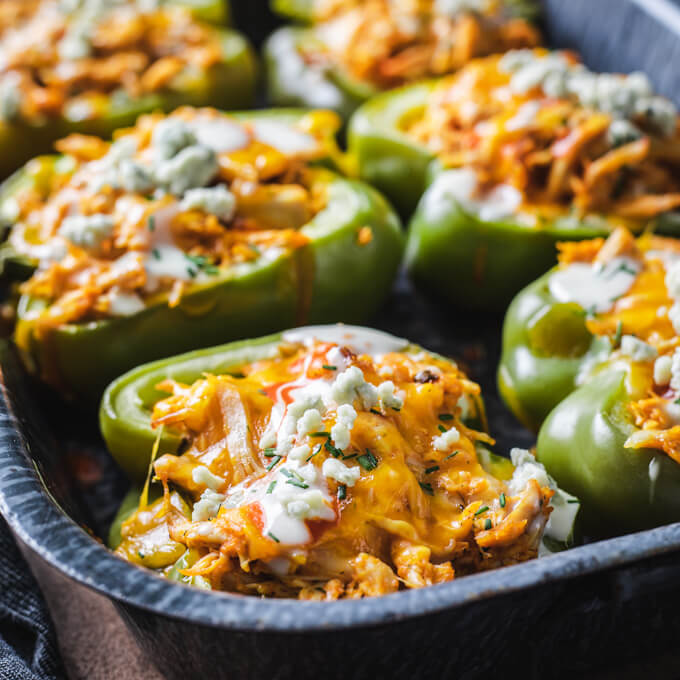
(370, 408, 382, 415)
(309, 431, 330, 438)
(286, 478, 309, 489)
(324, 438, 343, 458)
(484, 519, 492, 530)
(204, 265, 219, 275)
(337, 484, 347, 501)
(437, 424, 447, 433)
(187, 267, 197, 278)
(391, 406, 401, 411)
(438, 414, 454, 421)
(138, 551, 145, 559)
(567, 499, 580, 504)
(263, 447, 277, 457)
(425, 465, 439, 474)
(265, 455, 281, 471)
(147, 215, 155, 231)
(266, 481, 276, 494)
(342, 453, 357, 460)
(500, 492, 506, 508)
(306, 444, 322, 462)
(152, 248, 161, 260)
(444, 451, 459, 460)
(613, 320, 623, 348)
(474, 505, 489, 516)
(419, 481, 434, 496)
(267, 532, 280, 543)
(322, 364, 337, 371)
(675, 397, 680, 405)
(357, 449, 378, 471)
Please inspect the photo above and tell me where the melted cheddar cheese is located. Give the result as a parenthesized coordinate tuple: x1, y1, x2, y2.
(299, 0, 540, 91)
(10, 107, 337, 332)
(407, 50, 680, 225)
(0, 0, 224, 122)
(116, 336, 562, 599)
(553, 228, 680, 463)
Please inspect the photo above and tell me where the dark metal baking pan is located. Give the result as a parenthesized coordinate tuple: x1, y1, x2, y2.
(3, 1, 680, 678)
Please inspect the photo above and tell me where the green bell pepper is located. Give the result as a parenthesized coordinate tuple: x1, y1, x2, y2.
(536, 369, 680, 537)
(264, 26, 379, 122)
(100, 325, 578, 558)
(497, 268, 613, 431)
(270, 0, 315, 23)
(349, 80, 680, 309)
(348, 81, 438, 217)
(0, 18, 256, 179)
(11, 148, 403, 400)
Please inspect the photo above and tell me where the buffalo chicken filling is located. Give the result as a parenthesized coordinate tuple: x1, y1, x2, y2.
(116, 339, 568, 598)
(9, 107, 336, 331)
(407, 49, 680, 226)
(0, 0, 224, 123)
(550, 227, 680, 462)
(299, 0, 540, 91)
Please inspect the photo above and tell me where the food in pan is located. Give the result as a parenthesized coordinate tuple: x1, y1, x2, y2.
(497, 228, 680, 535)
(349, 48, 680, 308)
(103, 325, 578, 598)
(265, 0, 540, 118)
(0, 0, 254, 177)
(3, 109, 403, 399)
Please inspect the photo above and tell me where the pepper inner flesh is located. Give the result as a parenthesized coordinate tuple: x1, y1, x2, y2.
(406, 49, 680, 226)
(9, 107, 338, 329)
(115, 339, 559, 599)
(0, 0, 224, 123)
(298, 0, 540, 91)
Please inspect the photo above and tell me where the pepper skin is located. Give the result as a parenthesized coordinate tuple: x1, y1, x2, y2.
(349, 81, 680, 308)
(536, 369, 680, 537)
(0, 18, 256, 179)
(8, 111, 403, 400)
(497, 269, 612, 432)
(347, 82, 438, 218)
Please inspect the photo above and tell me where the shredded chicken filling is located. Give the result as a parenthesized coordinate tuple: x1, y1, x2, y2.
(0, 0, 223, 122)
(407, 50, 680, 223)
(116, 340, 555, 599)
(10, 107, 334, 329)
(299, 0, 540, 90)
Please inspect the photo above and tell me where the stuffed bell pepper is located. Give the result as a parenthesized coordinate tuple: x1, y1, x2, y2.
(265, 0, 541, 119)
(4, 108, 404, 399)
(0, 0, 254, 178)
(498, 227, 680, 535)
(349, 48, 680, 308)
(102, 324, 578, 598)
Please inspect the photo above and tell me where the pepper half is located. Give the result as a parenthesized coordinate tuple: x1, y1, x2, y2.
(101, 324, 578, 596)
(349, 50, 680, 309)
(498, 228, 680, 431)
(0, 1, 255, 178)
(7, 109, 404, 400)
(265, 0, 540, 120)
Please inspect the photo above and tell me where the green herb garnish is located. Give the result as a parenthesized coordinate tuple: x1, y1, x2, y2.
(484, 519, 492, 530)
(500, 492, 506, 508)
(263, 447, 277, 457)
(267, 532, 280, 543)
(265, 455, 281, 471)
(438, 414, 454, 421)
(147, 215, 155, 231)
(444, 451, 459, 460)
(437, 424, 447, 433)
(337, 484, 347, 501)
(266, 481, 277, 494)
(322, 364, 337, 371)
(357, 449, 378, 471)
(474, 505, 489, 516)
(425, 465, 439, 474)
(419, 482, 434, 496)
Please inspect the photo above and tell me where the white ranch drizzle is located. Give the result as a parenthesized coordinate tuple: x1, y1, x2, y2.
(548, 256, 641, 314)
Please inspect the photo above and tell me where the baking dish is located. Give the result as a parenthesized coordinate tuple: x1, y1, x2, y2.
(2, 0, 680, 677)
